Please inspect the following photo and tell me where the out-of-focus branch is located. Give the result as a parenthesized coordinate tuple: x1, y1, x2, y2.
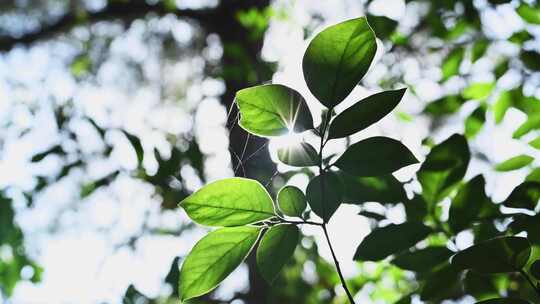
(0, 1, 212, 51)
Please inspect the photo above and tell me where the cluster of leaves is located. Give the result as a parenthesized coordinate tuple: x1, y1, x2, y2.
(363, 133, 540, 303)
(178, 17, 420, 303)
(179, 15, 540, 304)
(359, 0, 540, 145)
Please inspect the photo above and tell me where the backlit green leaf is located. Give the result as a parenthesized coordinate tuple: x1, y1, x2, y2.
(354, 222, 432, 261)
(328, 88, 406, 139)
(495, 155, 534, 172)
(179, 226, 261, 301)
(306, 172, 343, 222)
(277, 185, 307, 217)
(256, 224, 299, 283)
(451, 236, 531, 274)
(235, 84, 314, 137)
(462, 82, 495, 100)
(303, 17, 377, 107)
(277, 142, 318, 167)
(180, 178, 275, 226)
(335, 136, 418, 177)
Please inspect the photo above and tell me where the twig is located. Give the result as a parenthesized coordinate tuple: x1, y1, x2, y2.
(323, 224, 356, 303)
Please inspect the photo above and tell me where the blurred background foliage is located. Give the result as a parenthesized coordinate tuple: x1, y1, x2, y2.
(1, 0, 540, 303)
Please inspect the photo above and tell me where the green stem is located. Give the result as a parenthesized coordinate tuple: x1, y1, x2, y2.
(317, 109, 356, 304)
(278, 218, 323, 226)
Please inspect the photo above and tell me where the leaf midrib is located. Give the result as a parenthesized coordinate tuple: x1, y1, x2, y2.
(183, 231, 258, 298)
(184, 200, 275, 216)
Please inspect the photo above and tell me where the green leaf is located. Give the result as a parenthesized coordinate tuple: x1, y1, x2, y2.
(472, 39, 489, 63)
(404, 195, 428, 222)
(277, 142, 318, 167)
(526, 167, 540, 182)
(340, 172, 406, 205)
(509, 214, 540, 244)
(256, 224, 299, 283)
(465, 105, 486, 138)
(528, 136, 540, 149)
(277, 185, 307, 217)
(493, 91, 512, 124)
(476, 299, 531, 304)
(423, 95, 465, 117)
(419, 263, 462, 301)
(495, 155, 534, 171)
(449, 175, 491, 233)
(306, 172, 343, 222)
(495, 59, 509, 79)
(179, 226, 261, 301)
(335, 136, 418, 177)
(180, 178, 275, 227)
(521, 50, 540, 71)
(302, 17, 377, 107)
(530, 259, 540, 280)
(462, 82, 495, 100)
(513, 113, 540, 139)
(327, 88, 406, 139)
(122, 130, 144, 166)
(517, 3, 540, 24)
(366, 15, 398, 40)
(503, 181, 540, 210)
(235, 84, 314, 137)
(418, 134, 470, 204)
(391, 246, 453, 272)
(31, 145, 65, 162)
(442, 47, 464, 81)
(509, 30, 532, 45)
(354, 222, 432, 261)
(451, 236, 531, 274)
(464, 271, 499, 300)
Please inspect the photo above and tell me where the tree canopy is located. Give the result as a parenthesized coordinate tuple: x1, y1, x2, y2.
(1, 0, 540, 303)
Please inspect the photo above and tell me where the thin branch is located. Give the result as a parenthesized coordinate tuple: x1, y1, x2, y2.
(317, 108, 356, 304)
(322, 224, 356, 303)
